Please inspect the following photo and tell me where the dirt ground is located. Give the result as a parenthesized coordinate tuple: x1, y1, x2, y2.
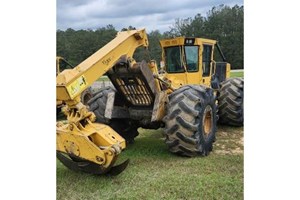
(214, 125, 244, 155)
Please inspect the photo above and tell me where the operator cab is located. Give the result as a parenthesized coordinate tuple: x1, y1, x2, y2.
(159, 37, 230, 88)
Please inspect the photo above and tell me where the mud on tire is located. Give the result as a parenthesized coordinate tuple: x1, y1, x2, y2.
(87, 86, 139, 143)
(218, 78, 244, 126)
(163, 85, 217, 157)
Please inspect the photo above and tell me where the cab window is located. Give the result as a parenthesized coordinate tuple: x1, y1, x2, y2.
(202, 45, 212, 76)
(185, 46, 198, 72)
(164, 46, 184, 73)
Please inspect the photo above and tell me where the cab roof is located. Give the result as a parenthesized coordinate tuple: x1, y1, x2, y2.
(159, 37, 217, 47)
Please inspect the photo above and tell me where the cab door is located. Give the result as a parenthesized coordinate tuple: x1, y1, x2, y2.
(201, 44, 213, 86)
(185, 45, 201, 84)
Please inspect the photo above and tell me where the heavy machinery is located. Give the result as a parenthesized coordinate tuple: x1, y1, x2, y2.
(56, 28, 243, 175)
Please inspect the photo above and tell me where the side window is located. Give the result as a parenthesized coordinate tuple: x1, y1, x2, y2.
(185, 46, 198, 72)
(165, 46, 184, 73)
(202, 45, 212, 77)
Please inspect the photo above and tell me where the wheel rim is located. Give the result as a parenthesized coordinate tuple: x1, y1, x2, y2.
(203, 105, 213, 138)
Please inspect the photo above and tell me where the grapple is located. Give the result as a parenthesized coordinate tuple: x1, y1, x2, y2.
(56, 119, 129, 175)
(56, 152, 129, 176)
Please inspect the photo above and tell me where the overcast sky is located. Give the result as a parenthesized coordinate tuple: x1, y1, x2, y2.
(57, 0, 243, 32)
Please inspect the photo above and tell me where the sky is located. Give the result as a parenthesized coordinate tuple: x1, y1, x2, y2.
(57, 0, 244, 32)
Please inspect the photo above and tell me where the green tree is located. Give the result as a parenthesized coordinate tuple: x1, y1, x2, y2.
(56, 25, 117, 66)
(167, 4, 244, 69)
(133, 30, 164, 64)
(204, 5, 244, 69)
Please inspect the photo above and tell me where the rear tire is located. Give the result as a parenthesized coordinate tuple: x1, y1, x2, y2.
(88, 86, 139, 143)
(163, 85, 217, 157)
(218, 77, 244, 126)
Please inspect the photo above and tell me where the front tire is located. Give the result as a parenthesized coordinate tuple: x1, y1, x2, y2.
(163, 85, 217, 157)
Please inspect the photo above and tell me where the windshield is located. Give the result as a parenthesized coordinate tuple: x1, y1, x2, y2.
(164, 45, 199, 73)
(185, 46, 198, 72)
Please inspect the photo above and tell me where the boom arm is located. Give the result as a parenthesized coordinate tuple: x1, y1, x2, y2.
(56, 29, 149, 105)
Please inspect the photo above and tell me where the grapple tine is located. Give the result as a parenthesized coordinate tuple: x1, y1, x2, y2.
(57, 151, 109, 175)
(57, 151, 129, 175)
(106, 159, 130, 176)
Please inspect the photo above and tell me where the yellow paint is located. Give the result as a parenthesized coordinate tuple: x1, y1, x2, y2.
(56, 121, 126, 167)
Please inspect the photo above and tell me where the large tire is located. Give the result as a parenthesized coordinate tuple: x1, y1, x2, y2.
(87, 86, 113, 123)
(87, 86, 139, 143)
(163, 85, 217, 157)
(81, 87, 93, 106)
(218, 77, 244, 126)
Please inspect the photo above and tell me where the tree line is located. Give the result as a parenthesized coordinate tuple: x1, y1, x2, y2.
(57, 4, 243, 69)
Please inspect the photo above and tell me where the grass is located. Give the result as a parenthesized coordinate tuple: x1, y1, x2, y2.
(230, 71, 244, 78)
(57, 126, 243, 200)
(97, 76, 109, 81)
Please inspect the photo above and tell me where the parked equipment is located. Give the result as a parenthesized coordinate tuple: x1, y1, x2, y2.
(56, 29, 243, 175)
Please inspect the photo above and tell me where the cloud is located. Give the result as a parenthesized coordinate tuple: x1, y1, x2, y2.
(57, 0, 243, 32)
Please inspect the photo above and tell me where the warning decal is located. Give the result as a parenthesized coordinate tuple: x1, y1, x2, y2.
(66, 75, 88, 99)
